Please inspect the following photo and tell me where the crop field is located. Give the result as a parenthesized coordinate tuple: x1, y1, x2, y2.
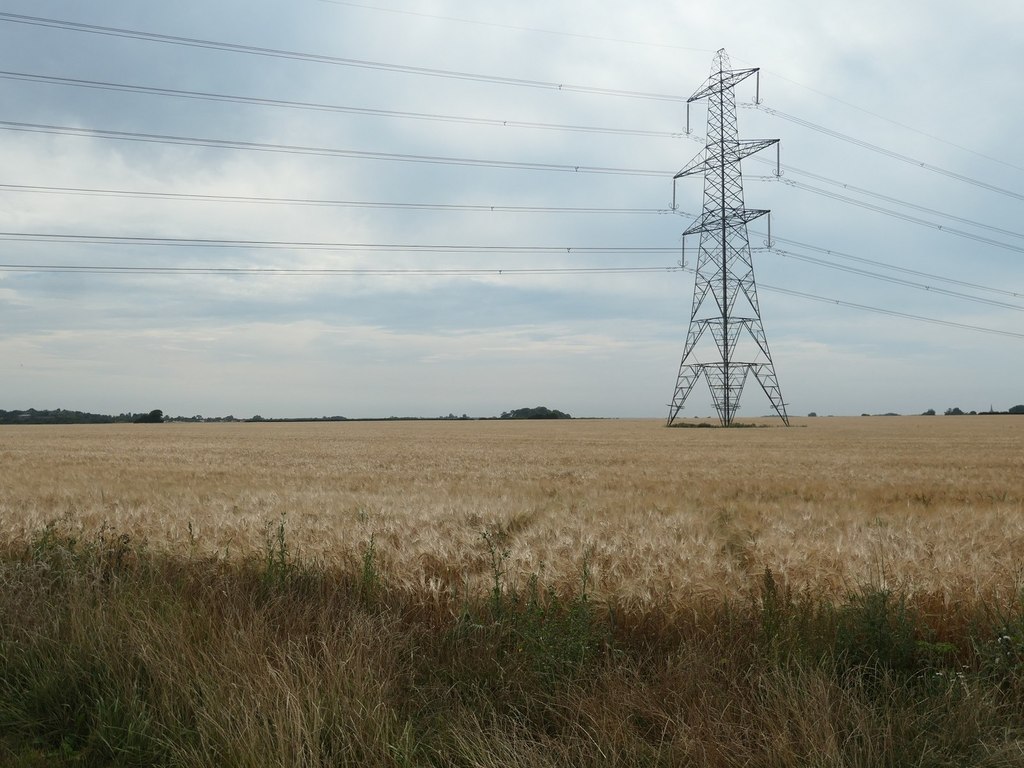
(2, 416, 1022, 599)
(3, 416, 1024, 766)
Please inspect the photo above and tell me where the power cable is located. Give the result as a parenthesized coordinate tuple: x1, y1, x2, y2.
(0, 183, 671, 214)
(0, 12, 687, 102)
(7, 89, 1013, 243)
(764, 233, 1024, 299)
(1, 257, 1018, 340)
(747, 78, 1024, 175)
(0, 120, 670, 177)
(0, 263, 678, 276)
(4, 13, 1013, 186)
(5, 222, 1021, 310)
(14, 66, 1019, 246)
(5, 181, 1019, 301)
(316, 1, 1023, 175)
(757, 282, 1024, 341)
(749, 172, 1024, 242)
(0, 232, 676, 253)
(768, 247, 1024, 312)
(744, 103, 1024, 202)
(11, 68, 1019, 242)
(762, 176, 1024, 255)
(0, 70, 687, 139)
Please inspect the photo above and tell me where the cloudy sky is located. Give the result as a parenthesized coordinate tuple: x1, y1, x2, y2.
(0, 1, 1022, 419)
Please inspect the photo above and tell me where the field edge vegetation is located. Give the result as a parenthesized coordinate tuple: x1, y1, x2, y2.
(4, 522, 1024, 767)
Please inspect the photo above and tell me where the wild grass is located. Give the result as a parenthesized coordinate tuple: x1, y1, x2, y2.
(1, 416, 1024, 764)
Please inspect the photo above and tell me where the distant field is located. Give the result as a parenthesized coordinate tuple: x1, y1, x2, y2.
(3, 415, 1022, 602)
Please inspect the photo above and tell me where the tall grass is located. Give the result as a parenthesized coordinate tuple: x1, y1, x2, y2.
(3, 523, 1024, 766)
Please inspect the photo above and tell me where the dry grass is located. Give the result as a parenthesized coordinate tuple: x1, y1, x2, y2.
(2, 415, 1022, 604)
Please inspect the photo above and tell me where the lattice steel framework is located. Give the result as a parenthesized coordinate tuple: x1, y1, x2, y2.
(667, 49, 789, 427)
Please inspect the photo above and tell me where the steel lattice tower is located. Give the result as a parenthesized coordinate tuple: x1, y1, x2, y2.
(667, 49, 789, 427)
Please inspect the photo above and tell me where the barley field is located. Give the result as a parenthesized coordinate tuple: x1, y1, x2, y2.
(2, 415, 1022, 600)
(3, 415, 1024, 766)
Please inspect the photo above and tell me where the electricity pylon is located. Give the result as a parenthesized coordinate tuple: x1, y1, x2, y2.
(667, 49, 789, 427)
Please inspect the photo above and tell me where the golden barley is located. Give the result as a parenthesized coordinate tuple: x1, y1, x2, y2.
(1, 416, 1021, 605)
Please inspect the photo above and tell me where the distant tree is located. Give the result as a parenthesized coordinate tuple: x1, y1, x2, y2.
(500, 406, 572, 420)
(1009, 404, 1024, 414)
(922, 409, 936, 416)
(944, 407, 965, 416)
(133, 409, 164, 424)
(807, 412, 817, 417)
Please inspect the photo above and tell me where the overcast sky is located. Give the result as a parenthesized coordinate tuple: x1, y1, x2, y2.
(0, 1, 1021, 419)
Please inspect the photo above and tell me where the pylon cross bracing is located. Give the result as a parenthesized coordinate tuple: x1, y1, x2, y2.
(666, 48, 789, 427)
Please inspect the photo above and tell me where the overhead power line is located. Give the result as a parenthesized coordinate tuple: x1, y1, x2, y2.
(763, 233, 1024, 301)
(11, 71, 1014, 234)
(746, 80, 1024, 175)
(314, 1, 1014, 174)
(766, 177, 1024, 255)
(11, 71, 1018, 223)
(769, 247, 1024, 312)
(749, 172, 1024, 242)
(5, 182, 1018, 302)
(0, 12, 686, 102)
(0, 70, 686, 139)
(0, 120, 670, 177)
(3, 15, 1012, 188)
(745, 103, 1024, 202)
(0, 232, 676, 253)
(0, 183, 672, 214)
(758, 282, 1024, 341)
(2, 258, 1019, 340)
(12, 66, 1018, 235)
(0, 263, 678, 276)
(5, 223, 1019, 310)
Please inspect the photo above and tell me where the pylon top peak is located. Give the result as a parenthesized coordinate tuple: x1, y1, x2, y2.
(712, 48, 731, 72)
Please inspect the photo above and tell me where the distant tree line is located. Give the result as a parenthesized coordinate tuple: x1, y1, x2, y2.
(0, 408, 167, 425)
(921, 405, 1024, 416)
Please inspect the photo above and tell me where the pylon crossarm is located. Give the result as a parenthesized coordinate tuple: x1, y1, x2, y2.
(675, 148, 711, 179)
(688, 67, 759, 102)
(683, 208, 769, 236)
(732, 138, 779, 160)
(678, 139, 779, 179)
